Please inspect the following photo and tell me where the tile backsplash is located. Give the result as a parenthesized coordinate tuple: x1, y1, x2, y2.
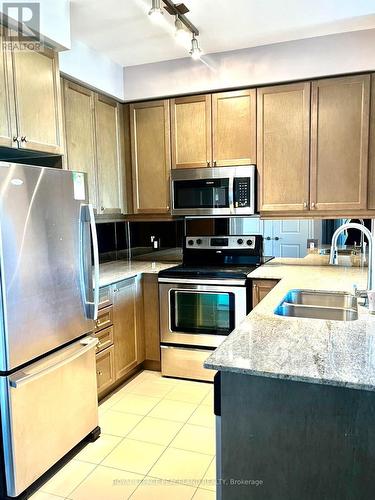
(96, 220, 184, 262)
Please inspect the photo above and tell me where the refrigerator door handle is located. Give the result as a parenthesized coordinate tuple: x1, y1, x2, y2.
(79, 204, 100, 321)
(9, 337, 98, 389)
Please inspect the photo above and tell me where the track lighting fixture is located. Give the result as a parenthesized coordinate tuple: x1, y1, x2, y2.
(148, 1, 203, 59)
(189, 34, 202, 60)
(148, 0, 164, 21)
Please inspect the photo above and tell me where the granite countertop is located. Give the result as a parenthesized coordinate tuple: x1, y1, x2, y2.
(204, 260, 375, 392)
(99, 260, 178, 288)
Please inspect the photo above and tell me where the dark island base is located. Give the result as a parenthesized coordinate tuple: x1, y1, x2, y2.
(217, 372, 375, 500)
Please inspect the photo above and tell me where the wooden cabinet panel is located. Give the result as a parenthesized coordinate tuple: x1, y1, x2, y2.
(94, 306, 113, 333)
(212, 89, 256, 166)
(99, 286, 113, 310)
(252, 279, 279, 307)
(0, 36, 15, 147)
(142, 273, 160, 364)
(258, 82, 311, 211)
(310, 75, 370, 211)
(95, 326, 114, 354)
(113, 277, 141, 380)
(63, 80, 98, 208)
(95, 94, 124, 214)
(12, 46, 63, 154)
(171, 95, 211, 169)
(368, 74, 375, 209)
(96, 346, 115, 396)
(130, 100, 171, 213)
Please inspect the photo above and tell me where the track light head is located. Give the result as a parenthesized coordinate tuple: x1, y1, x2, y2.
(148, 0, 164, 21)
(190, 34, 202, 60)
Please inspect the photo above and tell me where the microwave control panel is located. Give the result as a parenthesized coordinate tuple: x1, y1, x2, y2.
(233, 177, 251, 208)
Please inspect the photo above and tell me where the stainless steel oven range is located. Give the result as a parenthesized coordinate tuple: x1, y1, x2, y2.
(158, 234, 272, 382)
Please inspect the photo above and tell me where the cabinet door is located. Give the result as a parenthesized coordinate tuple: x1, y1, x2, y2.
(171, 95, 211, 168)
(252, 279, 279, 307)
(63, 80, 98, 208)
(113, 277, 141, 380)
(258, 83, 310, 212)
(130, 100, 171, 213)
(367, 74, 375, 209)
(95, 93, 124, 215)
(11, 46, 63, 154)
(0, 37, 15, 147)
(310, 75, 370, 211)
(96, 346, 115, 396)
(212, 89, 256, 166)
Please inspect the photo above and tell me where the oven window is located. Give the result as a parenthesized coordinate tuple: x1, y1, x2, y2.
(174, 179, 229, 209)
(170, 290, 235, 335)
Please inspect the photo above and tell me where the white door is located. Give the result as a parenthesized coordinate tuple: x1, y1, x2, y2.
(264, 220, 313, 257)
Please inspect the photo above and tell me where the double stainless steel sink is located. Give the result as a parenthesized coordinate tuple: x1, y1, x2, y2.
(275, 290, 358, 321)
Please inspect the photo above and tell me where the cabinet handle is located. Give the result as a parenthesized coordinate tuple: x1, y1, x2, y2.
(265, 236, 271, 240)
(303, 202, 308, 209)
(206, 161, 210, 167)
(97, 371, 103, 376)
(21, 136, 27, 143)
(166, 205, 170, 210)
(274, 237, 280, 241)
(213, 161, 217, 167)
(311, 202, 316, 209)
(101, 206, 105, 211)
(13, 136, 20, 143)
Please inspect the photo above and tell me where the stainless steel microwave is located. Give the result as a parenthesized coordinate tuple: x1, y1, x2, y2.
(171, 165, 256, 216)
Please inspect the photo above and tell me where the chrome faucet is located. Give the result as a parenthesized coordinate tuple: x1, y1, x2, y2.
(329, 222, 374, 293)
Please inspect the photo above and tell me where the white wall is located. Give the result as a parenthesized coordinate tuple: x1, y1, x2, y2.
(123, 28, 375, 101)
(59, 39, 125, 100)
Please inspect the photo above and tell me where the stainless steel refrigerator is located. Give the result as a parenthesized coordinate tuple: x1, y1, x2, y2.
(0, 162, 100, 498)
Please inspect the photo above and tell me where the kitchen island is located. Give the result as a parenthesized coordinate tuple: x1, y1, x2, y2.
(205, 261, 375, 500)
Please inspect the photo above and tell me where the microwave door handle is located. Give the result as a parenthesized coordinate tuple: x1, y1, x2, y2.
(79, 204, 99, 320)
(9, 337, 98, 389)
(228, 176, 234, 213)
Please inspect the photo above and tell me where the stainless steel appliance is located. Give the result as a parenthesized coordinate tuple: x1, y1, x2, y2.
(0, 162, 100, 499)
(159, 233, 272, 381)
(171, 165, 256, 216)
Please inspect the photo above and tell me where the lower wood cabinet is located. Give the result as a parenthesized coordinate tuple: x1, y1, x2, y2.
(142, 273, 161, 369)
(252, 279, 279, 307)
(113, 276, 144, 381)
(96, 345, 115, 396)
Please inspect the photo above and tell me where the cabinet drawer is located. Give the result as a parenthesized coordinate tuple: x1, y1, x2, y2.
(94, 306, 113, 332)
(161, 345, 215, 382)
(99, 286, 113, 309)
(96, 346, 115, 395)
(95, 326, 114, 354)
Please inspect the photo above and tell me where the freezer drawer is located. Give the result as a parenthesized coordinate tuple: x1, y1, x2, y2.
(161, 345, 216, 382)
(1, 337, 99, 497)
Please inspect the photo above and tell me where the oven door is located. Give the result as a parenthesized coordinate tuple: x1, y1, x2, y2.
(159, 282, 247, 348)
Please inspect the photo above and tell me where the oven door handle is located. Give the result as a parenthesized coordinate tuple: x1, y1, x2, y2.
(158, 277, 247, 286)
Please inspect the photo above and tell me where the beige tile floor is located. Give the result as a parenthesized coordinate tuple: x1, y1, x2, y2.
(30, 371, 216, 500)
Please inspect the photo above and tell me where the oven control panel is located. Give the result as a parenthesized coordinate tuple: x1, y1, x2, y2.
(186, 236, 257, 250)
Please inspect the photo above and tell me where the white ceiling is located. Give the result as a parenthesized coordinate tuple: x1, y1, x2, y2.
(70, 0, 375, 67)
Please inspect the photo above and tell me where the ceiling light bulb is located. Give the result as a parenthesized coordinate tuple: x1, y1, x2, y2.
(175, 16, 190, 47)
(148, 0, 164, 21)
(190, 35, 202, 60)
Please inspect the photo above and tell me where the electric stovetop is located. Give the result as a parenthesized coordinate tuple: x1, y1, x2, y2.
(159, 256, 274, 280)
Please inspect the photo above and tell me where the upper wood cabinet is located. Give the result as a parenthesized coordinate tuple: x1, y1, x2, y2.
(310, 75, 370, 211)
(212, 89, 256, 166)
(63, 80, 98, 207)
(94, 93, 124, 214)
(12, 46, 63, 154)
(368, 74, 375, 210)
(170, 90, 256, 169)
(63, 79, 125, 214)
(171, 94, 211, 169)
(258, 83, 310, 212)
(130, 100, 171, 213)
